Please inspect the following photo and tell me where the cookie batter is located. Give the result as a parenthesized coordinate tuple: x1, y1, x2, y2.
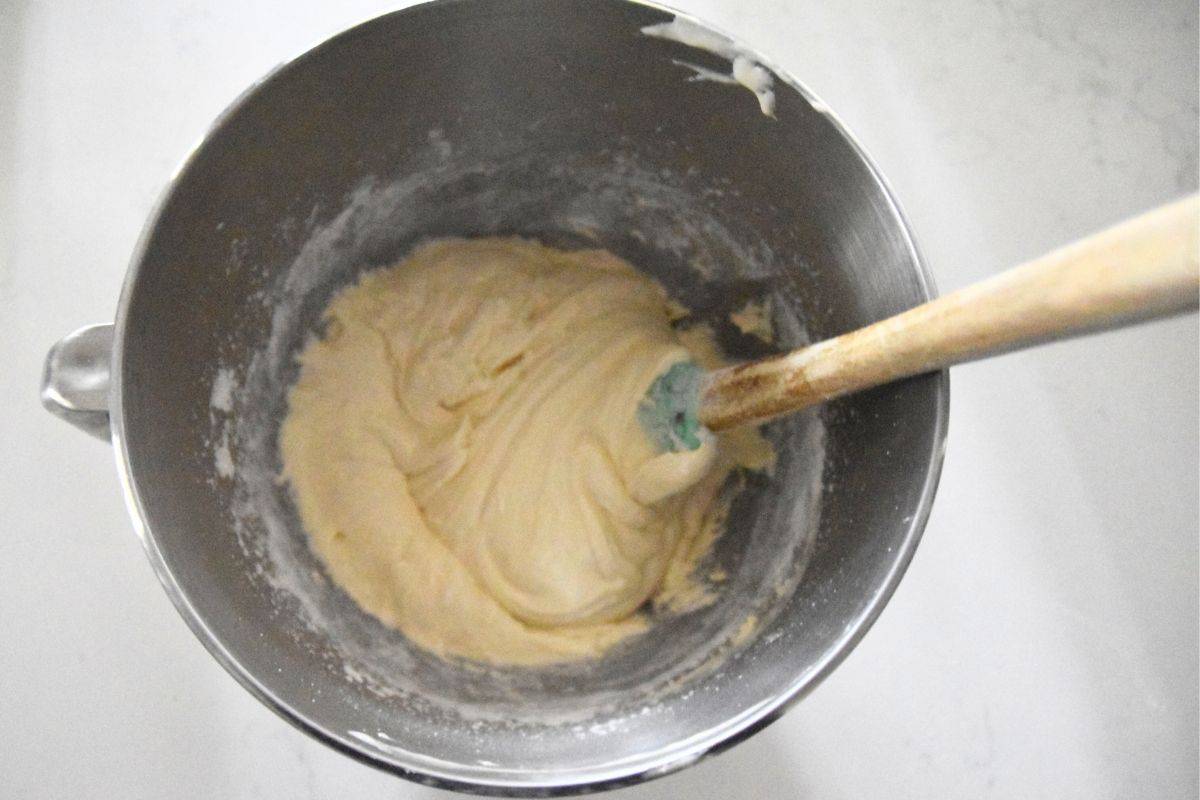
(281, 238, 765, 665)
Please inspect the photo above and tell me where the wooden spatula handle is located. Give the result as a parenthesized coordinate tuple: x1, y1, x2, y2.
(700, 195, 1200, 431)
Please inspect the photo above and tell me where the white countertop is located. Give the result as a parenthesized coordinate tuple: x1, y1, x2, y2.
(2, 0, 1196, 797)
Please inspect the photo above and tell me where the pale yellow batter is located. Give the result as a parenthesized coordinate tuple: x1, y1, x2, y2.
(281, 237, 767, 665)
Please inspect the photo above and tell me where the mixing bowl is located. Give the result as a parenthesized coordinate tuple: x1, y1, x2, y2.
(41, 0, 947, 793)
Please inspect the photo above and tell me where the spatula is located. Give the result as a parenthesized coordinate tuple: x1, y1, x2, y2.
(640, 195, 1200, 451)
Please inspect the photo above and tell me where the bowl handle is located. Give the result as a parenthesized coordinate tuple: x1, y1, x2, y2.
(41, 323, 114, 441)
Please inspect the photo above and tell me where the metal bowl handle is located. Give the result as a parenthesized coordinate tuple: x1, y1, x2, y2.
(41, 323, 114, 441)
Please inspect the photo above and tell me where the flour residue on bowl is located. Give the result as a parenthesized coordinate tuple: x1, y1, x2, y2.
(210, 367, 237, 412)
(641, 16, 777, 117)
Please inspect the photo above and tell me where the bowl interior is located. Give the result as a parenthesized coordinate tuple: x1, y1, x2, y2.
(116, 0, 945, 791)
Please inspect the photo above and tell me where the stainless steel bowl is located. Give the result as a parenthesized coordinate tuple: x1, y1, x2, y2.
(42, 1, 947, 794)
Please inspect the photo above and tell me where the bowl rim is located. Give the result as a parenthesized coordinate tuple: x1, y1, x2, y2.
(109, 0, 950, 794)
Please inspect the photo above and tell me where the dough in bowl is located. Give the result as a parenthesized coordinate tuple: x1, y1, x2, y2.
(281, 237, 768, 665)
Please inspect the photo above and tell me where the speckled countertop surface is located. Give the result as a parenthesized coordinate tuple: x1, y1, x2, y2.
(2, 1, 1196, 797)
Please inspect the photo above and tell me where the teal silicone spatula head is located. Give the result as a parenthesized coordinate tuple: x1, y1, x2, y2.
(636, 361, 707, 452)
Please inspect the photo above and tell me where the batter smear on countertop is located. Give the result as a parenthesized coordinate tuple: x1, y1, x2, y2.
(281, 237, 771, 665)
